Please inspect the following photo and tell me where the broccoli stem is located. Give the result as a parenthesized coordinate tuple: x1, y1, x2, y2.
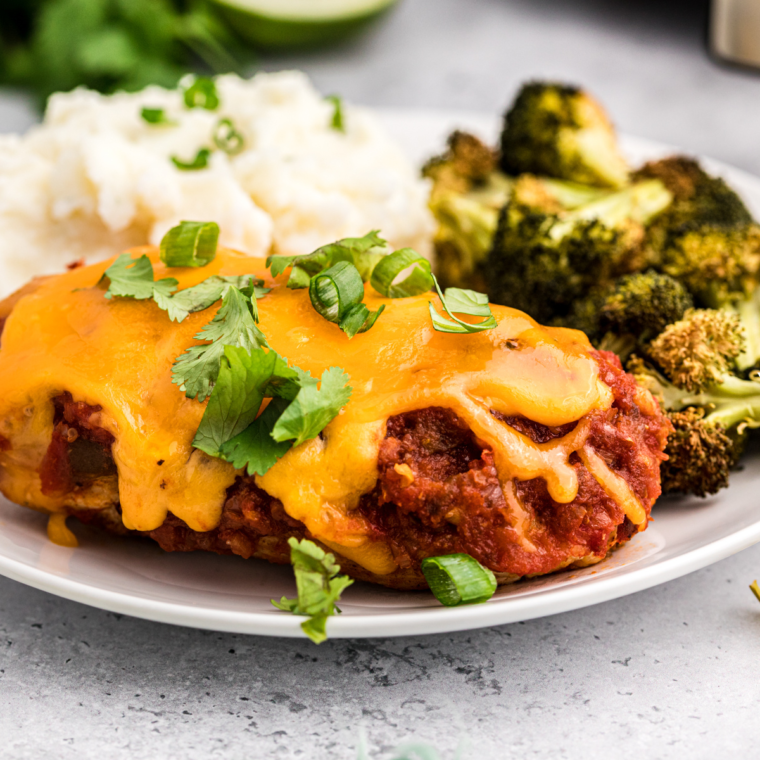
(732, 289, 760, 371)
(662, 374, 760, 430)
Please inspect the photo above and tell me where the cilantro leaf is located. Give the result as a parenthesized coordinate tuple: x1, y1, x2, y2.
(153, 275, 256, 323)
(102, 253, 178, 301)
(172, 286, 268, 401)
(271, 538, 354, 644)
(272, 367, 352, 447)
(429, 282, 498, 334)
(220, 397, 293, 476)
(192, 345, 275, 457)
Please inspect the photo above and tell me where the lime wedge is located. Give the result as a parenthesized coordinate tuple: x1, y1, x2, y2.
(210, 0, 400, 49)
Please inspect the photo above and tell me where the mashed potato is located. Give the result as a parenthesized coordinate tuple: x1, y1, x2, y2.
(0, 71, 434, 295)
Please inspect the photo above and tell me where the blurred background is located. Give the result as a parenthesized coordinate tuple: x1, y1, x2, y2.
(4, 0, 760, 175)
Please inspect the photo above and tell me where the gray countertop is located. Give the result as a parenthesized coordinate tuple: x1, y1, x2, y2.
(2, 1, 760, 757)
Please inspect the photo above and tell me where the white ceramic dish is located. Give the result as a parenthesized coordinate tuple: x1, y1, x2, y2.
(1, 110, 759, 639)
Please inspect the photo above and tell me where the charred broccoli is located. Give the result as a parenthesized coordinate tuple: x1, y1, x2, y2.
(500, 82, 630, 189)
(566, 270, 693, 359)
(636, 157, 760, 306)
(423, 131, 512, 290)
(487, 179, 672, 325)
(630, 309, 760, 496)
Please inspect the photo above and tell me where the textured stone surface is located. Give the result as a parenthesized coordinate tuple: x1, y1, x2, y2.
(3, 0, 760, 757)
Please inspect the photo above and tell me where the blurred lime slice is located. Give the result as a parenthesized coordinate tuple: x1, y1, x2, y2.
(210, 0, 400, 49)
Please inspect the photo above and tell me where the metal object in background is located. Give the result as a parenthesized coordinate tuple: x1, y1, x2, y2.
(711, 0, 760, 68)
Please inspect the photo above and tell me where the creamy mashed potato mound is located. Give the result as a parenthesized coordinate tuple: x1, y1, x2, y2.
(0, 71, 434, 295)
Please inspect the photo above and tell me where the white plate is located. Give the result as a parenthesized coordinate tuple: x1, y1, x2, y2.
(2, 110, 760, 639)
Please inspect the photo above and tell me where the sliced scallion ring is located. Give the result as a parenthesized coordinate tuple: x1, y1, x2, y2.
(160, 221, 220, 268)
(213, 117, 245, 155)
(369, 248, 434, 298)
(182, 76, 219, 110)
(309, 261, 384, 338)
(421, 553, 497, 607)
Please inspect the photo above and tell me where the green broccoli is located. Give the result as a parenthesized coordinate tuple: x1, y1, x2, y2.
(636, 157, 760, 306)
(730, 286, 760, 377)
(500, 81, 630, 188)
(423, 131, 512, 290)
(629, 309, 759, 496)
(566, 270, 693, 359)
(487, 179, 672, 325)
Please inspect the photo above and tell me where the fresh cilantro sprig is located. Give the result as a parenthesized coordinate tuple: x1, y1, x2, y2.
(101, 254, 178, 301)
(0, 2, 240, 105)
(272, 538, 354, 644)
(100, 221, 269, 325)
(192, 344, 352, 475)
(155, 274, 267, 323)
(172, 285, 269, 402)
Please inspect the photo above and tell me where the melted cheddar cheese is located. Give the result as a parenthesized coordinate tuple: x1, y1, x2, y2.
(0, 247, 641, 575)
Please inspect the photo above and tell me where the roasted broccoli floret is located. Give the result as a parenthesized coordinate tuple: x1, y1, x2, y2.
(629, 308, 759, 496)
(423, 131, 512, 290)
(647, 308, 744, 392)
(636, 157, 760, 306)
(487, 179, 672, 325)
(567, 271, 693, 357)
(500, 82, 630, 188)
(631, 357, 760, 496)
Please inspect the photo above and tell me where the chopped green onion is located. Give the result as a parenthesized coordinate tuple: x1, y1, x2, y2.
(369, 248, 435, 298)
(325, 94, 345, 133)
(751, 579, 760, 603)
(309, 261, 384, 338)
(267, 231, 389, 290)
(213, 117, 245, 155)
(182, 76, 219, 110)
(141, 107, 176, 126)
(171, 148, 211, 171)
(428, 282, 498, 334)
(421, 554, 497, 607)
(160, 221, 219, 268)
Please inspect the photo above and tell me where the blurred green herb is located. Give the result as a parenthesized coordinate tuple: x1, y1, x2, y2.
(182, 74, 219, 109)
(171, 147, 211, 170)
(326, 94, 345, 132)
(213, 117, 244, 154)
(140, 106, 175, 125)
(0, 0, 243, 105)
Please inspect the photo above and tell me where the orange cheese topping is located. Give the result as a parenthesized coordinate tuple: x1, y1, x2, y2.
(0, 247, 628, 575)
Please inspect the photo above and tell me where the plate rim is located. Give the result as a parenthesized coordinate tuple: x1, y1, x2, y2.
(2, 109, 760, 639)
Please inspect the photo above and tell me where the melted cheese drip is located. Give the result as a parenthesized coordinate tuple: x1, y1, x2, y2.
(0, 247, 624, 575)
(47, 513, 78, 548)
